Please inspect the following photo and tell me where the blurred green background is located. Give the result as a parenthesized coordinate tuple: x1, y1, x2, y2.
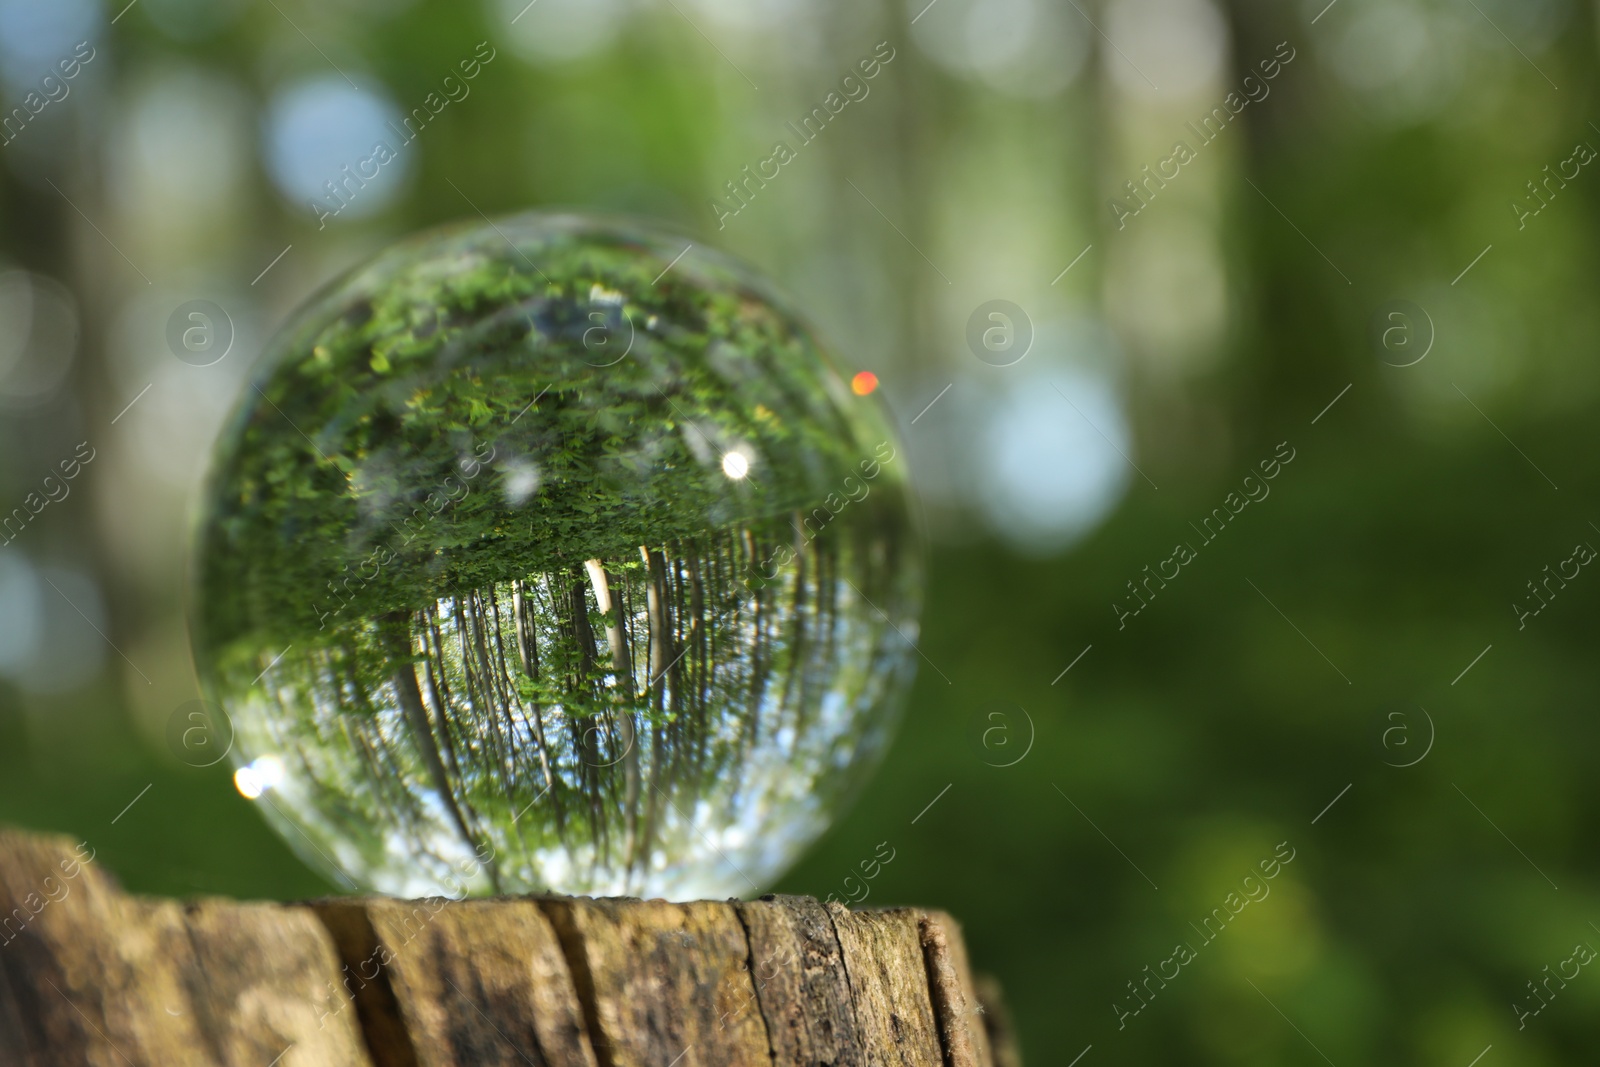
(1, 0, 1598, 1062)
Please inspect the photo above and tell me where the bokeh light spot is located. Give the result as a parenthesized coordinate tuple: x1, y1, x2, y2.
(262, 76, 410, 221)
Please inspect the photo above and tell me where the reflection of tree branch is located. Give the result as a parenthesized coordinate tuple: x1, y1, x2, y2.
(483, 584, 535, 858)
(688, 547, 709, 778)
(486, 588, 540, 799)
(567, 575, 608, 865)
(382, 610, 500, 892)
(512, 578, 566, 838)
(778, 533, 807, 746)
(740, 534, 772, 773)
(639, 545, 678, 880)
(423, 605, 468, 789)
(585, 558, 641, 874)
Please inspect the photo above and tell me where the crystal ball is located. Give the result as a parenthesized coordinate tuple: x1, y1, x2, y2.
(190, 214, 922, 899)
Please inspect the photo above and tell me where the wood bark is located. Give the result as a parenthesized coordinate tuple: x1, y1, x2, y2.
(0, 829, 1015, 1067)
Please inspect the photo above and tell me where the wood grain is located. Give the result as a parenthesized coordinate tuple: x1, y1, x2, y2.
(0, 830, 1010, 1067)
(827, 904, 944, 1067)
(735, 894, 862, 1067)
(0, 829, 371, 1067)
(540, 896, 771, 1067)
(916, 911, 993, 1067)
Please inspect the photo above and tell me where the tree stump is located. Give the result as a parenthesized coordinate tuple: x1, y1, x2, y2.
(0, 829, 1018, 1067)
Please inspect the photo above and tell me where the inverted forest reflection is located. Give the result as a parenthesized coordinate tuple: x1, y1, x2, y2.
(194, 215, 921, 899)
(230, 526, 902, 899)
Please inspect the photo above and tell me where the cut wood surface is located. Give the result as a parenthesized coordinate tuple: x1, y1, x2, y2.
(0, 830, 1018, 1067)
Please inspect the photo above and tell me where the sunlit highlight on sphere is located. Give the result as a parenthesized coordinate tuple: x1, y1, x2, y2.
(233, 754, 286, 799)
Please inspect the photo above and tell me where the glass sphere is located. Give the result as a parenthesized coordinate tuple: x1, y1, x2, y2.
(190, 214, 922, 899)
